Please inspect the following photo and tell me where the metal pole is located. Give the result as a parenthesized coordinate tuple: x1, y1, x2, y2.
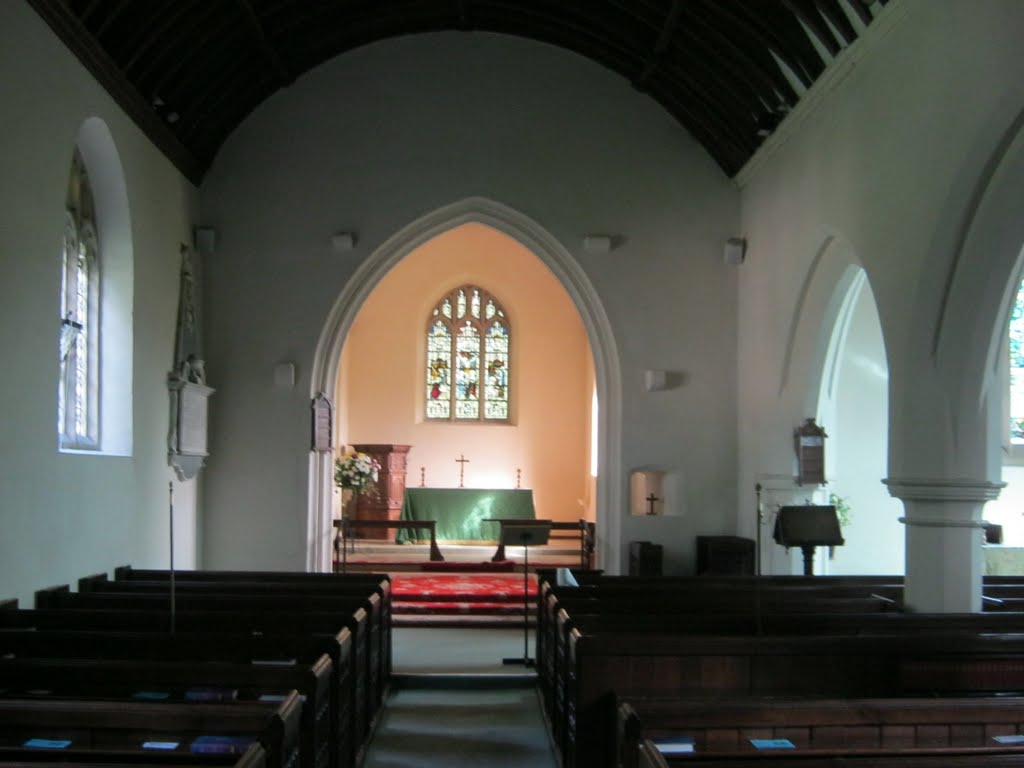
(169, 481, 176, 634)
(755, 483, 763, 636)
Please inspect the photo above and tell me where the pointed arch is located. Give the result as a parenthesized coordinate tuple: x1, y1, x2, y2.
(66, 116, 133, 456)
(307, 197, 622, 572)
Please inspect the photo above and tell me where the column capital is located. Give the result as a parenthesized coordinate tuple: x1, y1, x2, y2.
(882, 476, 1005, 503)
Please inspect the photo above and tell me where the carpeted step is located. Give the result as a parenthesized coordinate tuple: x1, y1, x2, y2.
(393, 613, 535, 629)
(395, 606, 532, 618)
(390, 572, 538, 628)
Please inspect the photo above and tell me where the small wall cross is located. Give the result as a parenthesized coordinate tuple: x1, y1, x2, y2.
(646, 492, 661, 516)
(420, 467, 426, 487)
(516, 468, 521, 489)
(455, 454, 470, 487)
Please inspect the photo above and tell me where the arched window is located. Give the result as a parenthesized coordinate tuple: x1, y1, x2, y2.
(1010, 279, 1024, 446)
(425, 285, 510, 422)
(58, 149, 100, 448)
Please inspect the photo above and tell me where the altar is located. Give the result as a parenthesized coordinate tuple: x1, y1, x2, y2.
(397, 488, 536, 543)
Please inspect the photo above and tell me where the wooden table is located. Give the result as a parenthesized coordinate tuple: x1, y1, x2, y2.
(398, 488, 535, 542)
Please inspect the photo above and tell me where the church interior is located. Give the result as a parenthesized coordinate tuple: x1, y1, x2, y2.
(5, 0, 1024, 764)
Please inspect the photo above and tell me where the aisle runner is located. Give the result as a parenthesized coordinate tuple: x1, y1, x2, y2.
(391, 573, 538, 627)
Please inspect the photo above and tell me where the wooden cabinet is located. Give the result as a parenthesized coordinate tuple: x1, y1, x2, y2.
(351, 444, 410, 539)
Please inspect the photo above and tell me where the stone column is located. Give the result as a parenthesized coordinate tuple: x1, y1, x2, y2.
(884, 477, 1004, 613)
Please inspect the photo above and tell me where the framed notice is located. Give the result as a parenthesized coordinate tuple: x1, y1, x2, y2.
(311, 393, 333, 452)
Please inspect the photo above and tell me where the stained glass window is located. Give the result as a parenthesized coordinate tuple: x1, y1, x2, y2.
(425, 285, 510, 422)
(1010, 279, 1024, 443)
(58, 149, 99, 449)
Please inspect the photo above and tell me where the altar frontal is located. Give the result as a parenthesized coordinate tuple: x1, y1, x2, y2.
(397, 488, 536, 543)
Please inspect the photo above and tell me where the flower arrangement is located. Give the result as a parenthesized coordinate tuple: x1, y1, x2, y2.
(334, 451, 380, 494)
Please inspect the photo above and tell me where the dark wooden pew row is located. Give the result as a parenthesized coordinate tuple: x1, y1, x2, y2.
(633, 736, 1024, 768)
(31, 585, 384, 743)
(75, 575, 391, 707)
(0, 694, 301, 768)
(0, 625, 352, 768)
(0, 613, 362, 768)
(537, 587, 904, 731)
(618, 697, 1024, 768)
(106, 569, 392, 680)
(563, 630, 1024, 768)
(0, 745, 267, 768)
(0, 656, 331, 768)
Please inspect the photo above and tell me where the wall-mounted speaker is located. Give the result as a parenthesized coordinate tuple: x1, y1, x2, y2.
(723, 236, 746, 266)
(194, 226, 216, 256)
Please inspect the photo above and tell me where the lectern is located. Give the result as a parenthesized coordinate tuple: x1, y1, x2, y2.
(773, 505, 844, 575)
(501, 521, 551, 667)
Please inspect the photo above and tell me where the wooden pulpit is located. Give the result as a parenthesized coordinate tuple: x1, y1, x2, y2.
(773, 505, 844, 575)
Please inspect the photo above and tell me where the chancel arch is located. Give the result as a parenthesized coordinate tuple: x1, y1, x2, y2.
(308, 197, 621, 572)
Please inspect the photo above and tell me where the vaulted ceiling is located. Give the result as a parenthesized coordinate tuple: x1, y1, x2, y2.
(28, 0, 890, 184)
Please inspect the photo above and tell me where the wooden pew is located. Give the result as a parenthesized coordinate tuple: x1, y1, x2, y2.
(537, 587, 904, 732)
(0, 741, 268, 768)
(563, 630, 1024, 768)
(75, 574, 391, 705)
(31, 585, 383, 744)
(107, 568, 392, 678)
(0, 617, 360, 768)
(0, 656, 331, 768)
(633, 737, 1024, 767)
(616, 696, 1024, 767)
(0, 693, 302, 768)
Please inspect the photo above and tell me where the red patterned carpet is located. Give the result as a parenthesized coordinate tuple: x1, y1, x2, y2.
(391, 572, 538, 627)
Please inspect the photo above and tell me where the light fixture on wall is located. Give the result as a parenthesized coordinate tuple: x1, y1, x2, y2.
(331, 231, 357, 253)
(631, 469, 665, 516)
(723, 237, 746, 266)
(583, 234, 619, 254)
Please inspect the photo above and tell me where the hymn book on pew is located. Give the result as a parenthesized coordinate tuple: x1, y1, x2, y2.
(23, 739, 71, 749)
(190, 735, 255, 754)
(652, 737, 694, 754)
(751, 738, 795, 749)
(184, 686, 238, 701)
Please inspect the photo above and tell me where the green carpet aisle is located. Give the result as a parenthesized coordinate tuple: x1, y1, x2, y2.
(362, 627, 557, 767)
(361, 683, 558, 768)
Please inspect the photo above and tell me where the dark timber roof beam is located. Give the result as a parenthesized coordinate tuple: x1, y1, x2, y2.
(233, 0, 293, 86)
(634, 0, 683, 88)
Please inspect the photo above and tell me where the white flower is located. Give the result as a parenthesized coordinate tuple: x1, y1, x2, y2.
(334, 451, 380, 493)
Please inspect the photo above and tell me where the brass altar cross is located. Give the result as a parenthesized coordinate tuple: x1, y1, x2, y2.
(455, 454, 469, 487)
(646, 492, 661, 516)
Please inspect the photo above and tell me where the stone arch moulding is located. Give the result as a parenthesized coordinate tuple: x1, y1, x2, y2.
(913, 108, 1024, 482)
(778, 233, 868, 416)
(306, 197, 623, 572)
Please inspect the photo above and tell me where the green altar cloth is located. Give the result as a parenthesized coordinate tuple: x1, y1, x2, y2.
(397, 488, 536, 543)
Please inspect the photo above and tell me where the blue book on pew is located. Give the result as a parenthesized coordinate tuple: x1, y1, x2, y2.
(142, 741, 180, 750)
(185, 687, 238, 702)
(653, 737, 695, 755)
(190, 735, 254, 755)
(751, 739, 796, 749)
(133, 691, 171, 700)
(994, 735, 1024, 744)
(24, 739, 71, 749)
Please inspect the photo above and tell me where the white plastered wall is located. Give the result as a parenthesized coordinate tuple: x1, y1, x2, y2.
(0, 3, 200, 604)
(199, 31, 739, 575)
(738, 0, 1024, 574)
